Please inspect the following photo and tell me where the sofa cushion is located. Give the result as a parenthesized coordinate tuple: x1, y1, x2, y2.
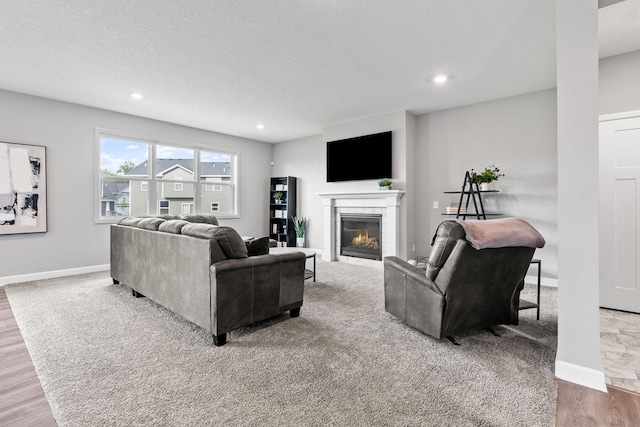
(181, 214, 219, 225)
(245, 236, 270, 256)
(181, 223, 248, 259)
(117, 217, 143, 227)
(137, 218, 166, 231)
(156, 214, 183, 220)
(158, 219, 190, 234)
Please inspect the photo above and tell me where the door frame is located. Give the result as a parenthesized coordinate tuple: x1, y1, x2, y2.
(599, 109, 640, 311)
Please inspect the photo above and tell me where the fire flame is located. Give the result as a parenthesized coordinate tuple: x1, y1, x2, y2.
(351, 230, 380, 250)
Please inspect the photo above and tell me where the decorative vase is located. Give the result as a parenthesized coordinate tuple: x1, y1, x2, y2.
(296, 236, 305, 248)
(379, 185, 391, 191)
(480, 182, 493, 191)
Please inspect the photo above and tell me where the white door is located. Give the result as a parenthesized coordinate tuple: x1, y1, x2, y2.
(600, 112, 640, 312)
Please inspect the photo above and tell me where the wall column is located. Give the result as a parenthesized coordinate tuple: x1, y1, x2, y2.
(555, 0, 606, 390)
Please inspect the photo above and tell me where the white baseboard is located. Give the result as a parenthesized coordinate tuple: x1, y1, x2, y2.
(0, 264, 110, 286)
(525, 274, 558, 287)
(555, 360, 608, 392)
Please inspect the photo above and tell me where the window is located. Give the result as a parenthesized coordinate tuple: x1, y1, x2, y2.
(200, 150, 233, 215)
(97, 131, 237, 222)
(159, 200, 170, 215)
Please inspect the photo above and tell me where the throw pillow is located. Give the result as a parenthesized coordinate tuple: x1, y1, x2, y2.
(245, 236, 270, 256)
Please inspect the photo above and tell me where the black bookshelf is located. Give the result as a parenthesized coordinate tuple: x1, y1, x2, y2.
(269, 176, 297, 246)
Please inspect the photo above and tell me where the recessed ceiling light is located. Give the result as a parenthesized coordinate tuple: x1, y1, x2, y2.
(256, 124, 265, 130)
(131, 92, 144, 100)
(433, 74, 448, 84)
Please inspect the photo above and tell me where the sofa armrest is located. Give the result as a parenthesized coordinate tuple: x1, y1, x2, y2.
(209, 252, 306, 336)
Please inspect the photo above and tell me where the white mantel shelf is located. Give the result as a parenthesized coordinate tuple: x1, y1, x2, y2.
(317, 190, 405, 201)
(317, 190, 405, 262)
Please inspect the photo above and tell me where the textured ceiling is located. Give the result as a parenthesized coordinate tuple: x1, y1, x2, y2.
(0, 1, 637, 143)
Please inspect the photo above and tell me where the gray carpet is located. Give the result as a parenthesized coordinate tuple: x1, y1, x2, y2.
(5, 260, 557, 426)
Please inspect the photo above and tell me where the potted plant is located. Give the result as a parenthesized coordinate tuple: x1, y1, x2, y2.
(378, 178, 392, 190)
(273, 191, 284, 204)
(470, 165, 504, 191)
(291, 216, 307, 247)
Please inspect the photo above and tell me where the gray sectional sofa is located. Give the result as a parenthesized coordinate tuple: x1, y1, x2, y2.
(110, 215, 306, 346)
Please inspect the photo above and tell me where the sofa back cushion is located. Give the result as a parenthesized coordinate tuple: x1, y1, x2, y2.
(181, 223, 248, 259)
(158, 219, 190, 234)
(137, 218, 166, 231)
(181, 214, 219, 225)
(117, 217, 143, 227)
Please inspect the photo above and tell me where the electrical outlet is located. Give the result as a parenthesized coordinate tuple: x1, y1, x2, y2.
(433, 201, 439, 209)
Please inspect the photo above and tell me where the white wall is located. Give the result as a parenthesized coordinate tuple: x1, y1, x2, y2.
(272, 111, 416, 259)
(600, 50, 640, 115)
(0, 89, 272, 281)
(416, 89, 558, 280)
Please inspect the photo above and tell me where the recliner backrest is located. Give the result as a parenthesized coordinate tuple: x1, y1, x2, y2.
(426, 221, 466, 281)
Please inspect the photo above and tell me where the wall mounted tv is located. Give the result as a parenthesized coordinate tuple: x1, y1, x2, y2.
(326, 131, 392, 182)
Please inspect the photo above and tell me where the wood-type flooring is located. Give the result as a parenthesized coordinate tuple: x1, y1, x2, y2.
(0, 287, 56, 426)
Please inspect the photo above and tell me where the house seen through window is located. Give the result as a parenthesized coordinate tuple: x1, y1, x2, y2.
(98, 133, 236, 221)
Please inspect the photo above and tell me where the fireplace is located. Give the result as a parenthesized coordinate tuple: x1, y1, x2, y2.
(340, 214, 382, 260)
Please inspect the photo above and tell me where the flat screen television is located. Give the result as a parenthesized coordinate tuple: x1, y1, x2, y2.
(326, 131, 392, 182)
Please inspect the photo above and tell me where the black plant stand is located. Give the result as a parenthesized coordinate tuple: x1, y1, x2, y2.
(443, 171, 501, 220)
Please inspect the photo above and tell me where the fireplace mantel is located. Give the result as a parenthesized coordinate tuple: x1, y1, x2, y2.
(317, 190, 404, 202)
(318, 190, 405, 262)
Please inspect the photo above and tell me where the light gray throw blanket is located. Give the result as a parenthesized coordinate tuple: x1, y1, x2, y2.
(455, 218, 545, 250)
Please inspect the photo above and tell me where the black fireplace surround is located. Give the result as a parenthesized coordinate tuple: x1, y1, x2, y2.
(340, 214, 382, 260)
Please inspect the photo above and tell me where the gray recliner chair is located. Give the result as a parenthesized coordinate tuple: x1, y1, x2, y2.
(384, 218, 545, 341)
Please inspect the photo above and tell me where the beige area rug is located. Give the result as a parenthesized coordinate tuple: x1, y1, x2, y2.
(6, 260, 557, 426)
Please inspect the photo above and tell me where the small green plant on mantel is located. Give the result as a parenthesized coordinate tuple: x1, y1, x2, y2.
(469, 165, 504, 184)
(291, 216, 307, 238)
(378, 178, 392, 189)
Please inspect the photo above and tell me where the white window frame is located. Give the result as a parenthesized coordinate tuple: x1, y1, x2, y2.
(95, 129, 239, 223)
(174, 182, 184, 191)
(159, 200, 170, 215)
(181, 203, 194, 214)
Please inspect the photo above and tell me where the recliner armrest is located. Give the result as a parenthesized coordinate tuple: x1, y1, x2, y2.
(384, 256, 443, 296)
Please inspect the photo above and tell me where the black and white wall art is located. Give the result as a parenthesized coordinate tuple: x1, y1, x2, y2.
(0, 142, 47, 235)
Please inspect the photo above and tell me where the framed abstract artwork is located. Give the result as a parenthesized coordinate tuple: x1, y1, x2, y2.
(0, 142, 47, 235)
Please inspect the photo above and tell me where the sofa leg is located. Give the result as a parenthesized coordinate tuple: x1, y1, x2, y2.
(112, 278, 120, 284)
(447, 336, 461, 346)
(484, 326, 501, 337)
(132, 289, 145, 298)
(213, 333, 227, 346)
(290, 307, 301, 318)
